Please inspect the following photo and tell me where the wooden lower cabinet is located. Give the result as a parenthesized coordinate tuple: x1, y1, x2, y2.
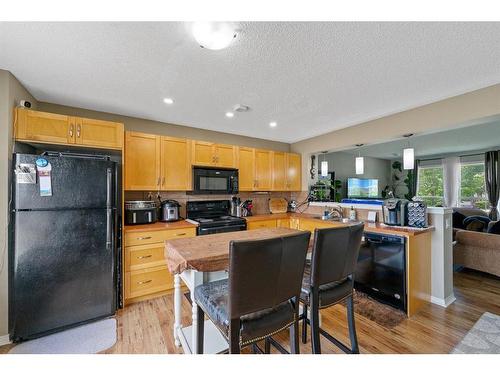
(124, 227, 196, 304)
(247, 219, 277, 230)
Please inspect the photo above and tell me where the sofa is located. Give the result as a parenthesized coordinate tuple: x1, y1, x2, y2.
(453, 207, 500, 277)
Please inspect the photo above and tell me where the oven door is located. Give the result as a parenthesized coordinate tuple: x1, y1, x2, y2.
(192, 167, 238, 194)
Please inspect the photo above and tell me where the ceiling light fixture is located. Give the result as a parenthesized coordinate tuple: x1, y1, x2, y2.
(225, 112, 234, 118)
(269, 121, 277, 128)
(402, 134, 415, 170)
(320, 151, 328, 178)
(163, 98, 174, 104)
(355, 145, 364, 175)
(192, 22, 237, 50)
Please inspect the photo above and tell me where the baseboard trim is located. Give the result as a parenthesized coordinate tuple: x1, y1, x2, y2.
(0, 334, 11, 346)
(431, 294, 456, 308)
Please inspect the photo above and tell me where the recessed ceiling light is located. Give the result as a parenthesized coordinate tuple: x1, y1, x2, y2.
(225, 112, 234, 118)
(192, 22, 237, 50)
(269, 121, 277, 128)
(163, 98, 174, 105)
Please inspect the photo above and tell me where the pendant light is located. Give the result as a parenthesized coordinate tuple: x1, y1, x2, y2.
(320, 151, 328, 177)
(403, 134, 415, 170)
(355, 144, 364, 175)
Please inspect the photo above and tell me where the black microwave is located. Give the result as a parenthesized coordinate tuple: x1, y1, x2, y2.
(192, 167, 239, 194)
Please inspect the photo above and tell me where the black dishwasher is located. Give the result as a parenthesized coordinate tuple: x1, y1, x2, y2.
(354, 232, 407, 312)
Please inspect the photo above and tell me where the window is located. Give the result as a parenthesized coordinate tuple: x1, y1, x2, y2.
(459, 161, 487, 209)
(417, 165, 444, 206)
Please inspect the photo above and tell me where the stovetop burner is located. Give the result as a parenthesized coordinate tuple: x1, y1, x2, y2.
(187, 200, 247, 235)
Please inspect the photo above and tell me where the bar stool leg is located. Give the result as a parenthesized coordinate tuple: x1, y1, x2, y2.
(346, 294, 359, 354)
(264, 338, 271, 354)
(290, 320, 300, 354)
(229, 319, 241, 354)
(196, 305, 205, 354)
(310, 289, 321, 354)
(301, 304, 308, 344)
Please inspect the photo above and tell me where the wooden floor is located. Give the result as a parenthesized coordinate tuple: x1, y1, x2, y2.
(2, 269, 500, 354)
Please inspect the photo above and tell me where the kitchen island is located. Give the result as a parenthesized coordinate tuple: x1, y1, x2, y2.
(165, 227, 305, 354)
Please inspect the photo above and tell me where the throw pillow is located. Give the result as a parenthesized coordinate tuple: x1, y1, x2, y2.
(466, 220, 485, 232)
(452, 211, 467, 229)
(463, 215, 491, 230)
(487, 220, 500, 235)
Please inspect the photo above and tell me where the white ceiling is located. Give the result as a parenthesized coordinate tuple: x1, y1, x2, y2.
(341, 119, 500, 160)
(1, 22, 500, 143)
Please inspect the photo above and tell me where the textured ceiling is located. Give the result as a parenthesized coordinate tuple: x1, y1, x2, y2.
(1, 22, 500, 143)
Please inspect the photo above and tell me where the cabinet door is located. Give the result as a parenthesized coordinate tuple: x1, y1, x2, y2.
(272, 151, 287, 191)
(238, 147, 255, 191)
(15, 108, 75, 145)
(160, 136, 191, 191)
(255, 149, 272, 191)
(215, 144, 236, 168)
(247, 220, 277, 230)
(192, 141, 215, 166)
(287, 153, 302, 191)
(75, 117, 124, 150)
(125, 132, 161, 190)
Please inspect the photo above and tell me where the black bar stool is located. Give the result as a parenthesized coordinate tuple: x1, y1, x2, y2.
(194, 231, 311, 354)
(300, 223, 364, 354)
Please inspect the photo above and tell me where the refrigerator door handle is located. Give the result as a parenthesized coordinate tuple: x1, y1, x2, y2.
(106, 168, 112, 207)
(106, 208, 113, 251)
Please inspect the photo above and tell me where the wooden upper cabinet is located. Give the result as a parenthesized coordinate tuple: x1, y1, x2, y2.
(214, 144, 236, 168)
(238, 147, 255, 191)
(125, 132, 161, 191)
(75, 117, 124, 150)
(191, 140, 236, 168)
(160, 136, 191, 191)
(15, 108, 75, 145)
(191, 140, 216, 166)
(286, 153, 302, 191)
(14, 108, 124, 150)
(254, 149, 272, 191)
(271, 151, 287, 191)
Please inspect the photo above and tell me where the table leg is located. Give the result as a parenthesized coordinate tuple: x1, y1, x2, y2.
(173, 273, 181, 347)
(191, 288, 199, 354)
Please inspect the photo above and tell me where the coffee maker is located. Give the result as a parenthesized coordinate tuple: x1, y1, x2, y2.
(382, 198, 408, 226)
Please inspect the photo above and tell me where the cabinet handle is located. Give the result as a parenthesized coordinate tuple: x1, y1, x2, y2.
(69, 124, 74, 137)
(162, 177, 165, 186)
(175, 233, 186, 236)
(76, 124, 81, 138)
(136, 236, 152, 241)
(157, 177, 161, 186)
(137, 279, 152, 285)
(137, 255, 153, 259)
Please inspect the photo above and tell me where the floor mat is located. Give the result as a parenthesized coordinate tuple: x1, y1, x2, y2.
(9, 318, 117, 354)
(452, 312, 500, 354)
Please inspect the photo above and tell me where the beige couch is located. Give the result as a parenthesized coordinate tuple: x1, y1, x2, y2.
(453, 207, 500, 277)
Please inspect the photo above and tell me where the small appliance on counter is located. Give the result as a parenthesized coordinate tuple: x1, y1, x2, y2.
(382, 198, 408, 226)
(269, 198, 288, 214)
(125, 200, 158, 225)
(160, 199, 181, 222)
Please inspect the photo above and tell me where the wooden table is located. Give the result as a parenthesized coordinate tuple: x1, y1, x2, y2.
(165, 228, 304, 354)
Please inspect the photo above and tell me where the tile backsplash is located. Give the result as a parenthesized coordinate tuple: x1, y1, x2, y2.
(124, 191, 293, 218)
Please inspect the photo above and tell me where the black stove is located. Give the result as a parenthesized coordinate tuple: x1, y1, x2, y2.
(186, 200, 247, 236)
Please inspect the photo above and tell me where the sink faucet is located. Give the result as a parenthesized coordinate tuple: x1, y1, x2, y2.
(322, 205, 343, 220)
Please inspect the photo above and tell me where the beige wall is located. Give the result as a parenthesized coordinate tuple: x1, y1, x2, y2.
(291, 83, 500, 190)
(38, 102, 290, 152)
(0, 70, 38, 339)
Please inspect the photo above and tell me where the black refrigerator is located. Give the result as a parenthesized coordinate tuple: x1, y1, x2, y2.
(9, 152, 120, 342)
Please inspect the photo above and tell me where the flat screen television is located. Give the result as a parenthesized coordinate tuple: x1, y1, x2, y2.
(347, 178, 379, 198)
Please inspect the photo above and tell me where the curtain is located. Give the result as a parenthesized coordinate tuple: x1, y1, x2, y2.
(442, 157, 461, 208)
(410, 159, 419, 199)
(485, 151, 500, 220)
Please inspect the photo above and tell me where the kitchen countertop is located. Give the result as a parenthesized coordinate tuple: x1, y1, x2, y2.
(245, 213, 434, 237)
(124, 220, 197, 233)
